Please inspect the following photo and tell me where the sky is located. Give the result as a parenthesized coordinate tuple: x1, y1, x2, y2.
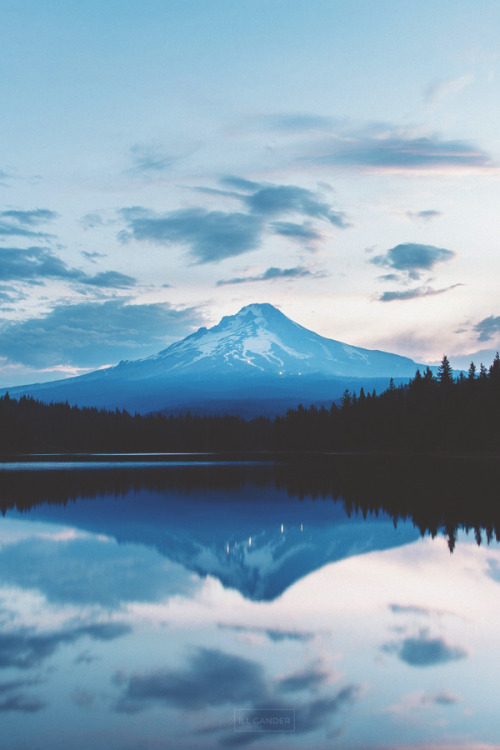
(1, 0, 500, 385)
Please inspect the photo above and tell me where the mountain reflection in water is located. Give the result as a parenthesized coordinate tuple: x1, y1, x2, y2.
(0, 455, 499, 750)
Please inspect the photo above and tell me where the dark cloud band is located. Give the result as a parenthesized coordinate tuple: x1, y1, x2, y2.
(0, 299, 205, 368)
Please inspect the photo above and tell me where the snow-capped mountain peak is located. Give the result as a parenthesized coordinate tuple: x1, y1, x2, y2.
(146, 302, 417, 380)
(3, 303, 425, 415)
(149, 303, 315, 375)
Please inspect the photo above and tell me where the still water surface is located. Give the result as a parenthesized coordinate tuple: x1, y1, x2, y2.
(0, 457, 499, 750)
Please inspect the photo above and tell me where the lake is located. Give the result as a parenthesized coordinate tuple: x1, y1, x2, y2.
(0, 455, 499, 749)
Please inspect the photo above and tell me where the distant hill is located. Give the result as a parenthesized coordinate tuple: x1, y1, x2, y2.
(2, 303, 426, 415)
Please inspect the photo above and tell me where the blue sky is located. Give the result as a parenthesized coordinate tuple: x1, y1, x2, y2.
(1, 0, 500, 384)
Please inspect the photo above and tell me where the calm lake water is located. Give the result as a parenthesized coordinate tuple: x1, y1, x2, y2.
(0, 456, 499, 750)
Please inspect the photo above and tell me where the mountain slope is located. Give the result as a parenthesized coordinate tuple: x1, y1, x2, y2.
(133, 302, 419, 378)
(2, 303, 425, 415)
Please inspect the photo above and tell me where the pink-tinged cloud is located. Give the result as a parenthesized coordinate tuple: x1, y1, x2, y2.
(299, 124, 494, 174)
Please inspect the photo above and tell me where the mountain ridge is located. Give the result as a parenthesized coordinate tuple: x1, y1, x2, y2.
(1, 303, 427, 416)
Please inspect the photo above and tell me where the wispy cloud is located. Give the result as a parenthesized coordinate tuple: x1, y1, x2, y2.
(0, 209, 58, 241)
(0, 246, 135, 288)
(270, 221, 323, 242)
(80, 211, 110, 230)
(217, 624, 314, 642)
(0, 623, 130, 670)
(406, 209, 443, 222)
(425, 74, 474, 107)
(0, 224, 53, 240)
(0, 247, 83, 284)
(258, 113, 336, 133)
(82, 270, 136, 288)
(276, 667, 328, 694)
(216, 265, 324, 286)
(300, 123, 493, 173)
(0, 209, 58, 226)
(130, 144, 182, 175)
(0, 678, 45, 714)
(379, 284, 462, 302)
(0, 170, 13, 186)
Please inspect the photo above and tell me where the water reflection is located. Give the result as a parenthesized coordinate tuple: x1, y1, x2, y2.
(0, 457, 499, 749)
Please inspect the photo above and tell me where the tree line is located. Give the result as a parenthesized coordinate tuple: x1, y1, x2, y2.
(0, 353, 499, 454)
(1, 455, 499, 552)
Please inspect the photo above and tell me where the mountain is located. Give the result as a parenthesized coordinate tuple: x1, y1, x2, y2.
(2, 303, 425, 416)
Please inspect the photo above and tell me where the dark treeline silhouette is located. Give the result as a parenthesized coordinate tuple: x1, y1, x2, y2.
(0, 353, 499, 453)
(1, 455, 500, 552)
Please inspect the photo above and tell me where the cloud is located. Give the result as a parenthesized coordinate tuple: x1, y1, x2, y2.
(82, 250, 107, 262)
(0, 679, 45, 713)
(0, 533, 199, 607)
(80, 212, 114, 230)
(425, 74, 474, 107)
(0, 209, 58, 226)
(0, 299, 205, 367)
(371, 243, 455, 277)
(292, 687, 359, 734)
(0, 209, 58, 241)
(372, 243, 459, 302)
(0, 224, 53, 240)
(0, 247, 81, 283)
(83, 271, 136, 288)
(382, 632, 467, 667)
(71, 688, 96, 708)
(260, 113, 336, 133)
(474, 315, 500, 342)
(116, 647, 269, 713)
(0, 693, 46, 713)
(0, 622, 130, 670)
(277, 667, 328, 693)
(120, 177, 348, 262)
(116, 645, 359, 749)
(389, 604, 442, 617)
(303, 124, 493, 172)
(119, 207, 263, 263)
(379, 284, 462, 302)
(0, 246, 135, 288)
(271, 221, 322, 241)
(217, 624, 314, 642)
(218, 177, 348, 227)
(240, 184, 348, 227)
(385, 689, 461, 718)
(218, 686, 359, 747)
(263, 629, 313, 642)
(219, 176, 259, 193)
(129, 144, 182, 174)
(407, 210, 443, 222)
(216, 266, 323, 286)
(378, 273, 400, 282)
(424, 691, 460, 706)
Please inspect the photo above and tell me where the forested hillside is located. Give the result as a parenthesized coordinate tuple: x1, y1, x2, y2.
(0, 354, 498, 454)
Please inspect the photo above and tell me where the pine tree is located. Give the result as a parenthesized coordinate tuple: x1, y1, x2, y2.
(438, 355, 453, 386)
(489, 352, 500, 382)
